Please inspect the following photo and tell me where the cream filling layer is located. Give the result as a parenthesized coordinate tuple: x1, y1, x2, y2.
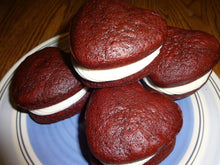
(142, 70, 212, 95)
(30, 87, 88, 116)
(73, 46, 162, 82)
(102, 153, 155, 165)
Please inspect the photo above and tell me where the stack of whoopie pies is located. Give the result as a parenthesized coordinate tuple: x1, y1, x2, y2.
(11, 0, 220, 164)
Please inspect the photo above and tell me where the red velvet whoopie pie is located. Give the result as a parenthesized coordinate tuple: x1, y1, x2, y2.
(11, 47, 90, 124)
(85, 82, 183, 164)
(69, 0, 168, 88)
(142, 26, 220, 100)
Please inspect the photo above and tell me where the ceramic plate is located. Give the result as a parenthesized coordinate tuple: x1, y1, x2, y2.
(0, 34, 220, 165)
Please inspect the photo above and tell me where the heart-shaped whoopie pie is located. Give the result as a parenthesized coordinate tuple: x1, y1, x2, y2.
(11, 47, 90, 124)
(142, 26, 220, 100)
(69, 0, 168, 88)
(85, 82, 182, 164)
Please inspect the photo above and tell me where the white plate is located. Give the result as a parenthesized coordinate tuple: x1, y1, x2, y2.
(0, 34, 220, 165)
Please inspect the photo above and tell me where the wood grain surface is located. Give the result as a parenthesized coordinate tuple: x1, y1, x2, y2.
(0, 0, 220, 81)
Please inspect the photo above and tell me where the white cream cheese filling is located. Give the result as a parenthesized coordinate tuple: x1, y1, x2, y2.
(73, 46, 162, 82)
(142, 70, 212, 95)
(30, 87, 88, 116)
(102, 153, 155, 165)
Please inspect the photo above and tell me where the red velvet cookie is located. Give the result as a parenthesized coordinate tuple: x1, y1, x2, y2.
(85, 83, 182, 164)
(142, 26, 220, 100)
(69, 0, 167, 88)
(11, 47, 90, 124)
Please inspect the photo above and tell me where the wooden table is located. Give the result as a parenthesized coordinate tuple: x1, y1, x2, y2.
(1, 0, 220, 81)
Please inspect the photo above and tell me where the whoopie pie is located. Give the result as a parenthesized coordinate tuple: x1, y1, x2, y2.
(69, 0, 168, 88)
(142, 26, 220, 100)
(11, 47, 90, 124)
(85, 82, 183, 164)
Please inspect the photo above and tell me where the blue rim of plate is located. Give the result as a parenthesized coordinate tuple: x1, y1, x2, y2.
(0, 34, 220, 165)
